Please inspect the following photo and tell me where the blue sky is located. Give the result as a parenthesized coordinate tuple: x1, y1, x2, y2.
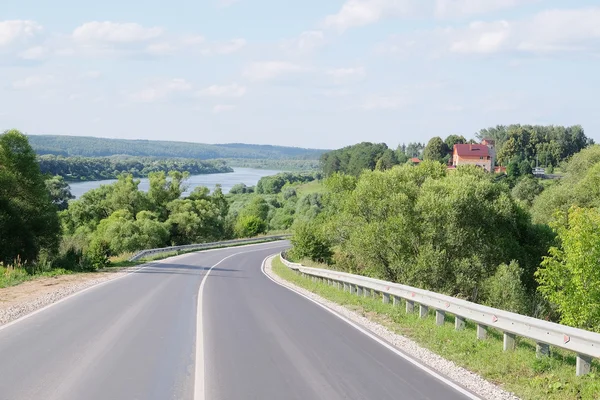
(1, 0, 599, 149)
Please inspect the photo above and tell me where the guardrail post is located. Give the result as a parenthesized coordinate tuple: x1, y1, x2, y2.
(349, 284, 356, 295)
(455, 316, 465, 330)
(337, 281, 343, 290)
(382, 293, 390, 304)
(435, 310, 445, 326)
(406, 300, 414, 313)
(343, 282, 349, 292)
(536, 342, 550, 358)
(419, 304, 428, 318)
(477, 324, 487, 340)
(363, 288, 370, 298)
(393, 296, 400, 306)
(503, 332, 516, 351)
(577, 354, 592, 376)
(357, 286, 363, 296)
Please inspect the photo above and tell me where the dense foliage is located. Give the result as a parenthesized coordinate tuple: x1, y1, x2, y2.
(256, 172, 321, 194)
(476, 124, 592, 167)
(38, 155, 232, 181)
(321, 142, 396, 176)
(222, 158, 320, 171)
(0, 130, 61, 265)
(28, 135, 326, 160)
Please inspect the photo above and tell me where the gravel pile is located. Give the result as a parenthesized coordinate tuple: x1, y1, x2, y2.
(0, 267, 137, 327)
(265, 256, 520, 400)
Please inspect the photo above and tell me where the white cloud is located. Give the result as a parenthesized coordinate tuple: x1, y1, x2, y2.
(18, 46, 47, 60)
(282, 30, 325, 54)
(378, 7, 600, 57)
(128, 78, 192, 103)
(73, 21, 163, 43)
(327, 67, 366, 84)
(197, 83, 246, 98)
(243, 61, 307, 81)
(146, 41, 177, 55)
(0, 20, 42, 47)
(211, 38, 246, 55)
(450, 20, 512, 54)
(12, 75, 55, 90)
(212, 104, 236, 113)
(363, 94, 410, 110)
(324, 0, 398, 31)
(434, 0, 537, 19)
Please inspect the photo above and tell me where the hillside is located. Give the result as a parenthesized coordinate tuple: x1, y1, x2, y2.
(27, 135, 327, 160)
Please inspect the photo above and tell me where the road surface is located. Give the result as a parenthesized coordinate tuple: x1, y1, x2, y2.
(0, 241, 477, 400)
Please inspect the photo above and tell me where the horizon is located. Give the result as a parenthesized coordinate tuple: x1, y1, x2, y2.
(2, 1, 600, 148)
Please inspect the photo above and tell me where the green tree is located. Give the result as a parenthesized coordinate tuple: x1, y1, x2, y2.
(290, 219, 333, 264)
(444, 135, 466, 150)
(536, 207, 600, 331)
(0, 130, 60, 264)
(483, 261, 529, 314)
(45, 175, 74, 211)
(235, 215, 267, 237)
(512, 176, 543, 207)
(423, 137, 449, 163)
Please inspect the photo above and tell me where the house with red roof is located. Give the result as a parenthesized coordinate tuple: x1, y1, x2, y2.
(452, 143, 494, 172)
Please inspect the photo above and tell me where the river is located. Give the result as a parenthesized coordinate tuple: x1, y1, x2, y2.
(68, 167, 282, 198)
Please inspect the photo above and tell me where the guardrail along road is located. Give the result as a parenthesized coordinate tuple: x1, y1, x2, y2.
(0, 241, 476, 400)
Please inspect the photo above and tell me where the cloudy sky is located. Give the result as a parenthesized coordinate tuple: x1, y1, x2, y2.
(1, 0, 599, 149)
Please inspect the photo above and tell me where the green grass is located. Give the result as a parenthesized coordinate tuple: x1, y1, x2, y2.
(272, 256, 600, 400)
(295, 180, 325, 196)
(0, 266, 72, 288)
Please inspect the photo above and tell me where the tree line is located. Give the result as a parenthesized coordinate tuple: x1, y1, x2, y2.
(38, 155, 232, 181)
(28, 134, 326, 160)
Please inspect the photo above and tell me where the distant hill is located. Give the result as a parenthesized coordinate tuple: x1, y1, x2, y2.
(27, 135, 327, 160)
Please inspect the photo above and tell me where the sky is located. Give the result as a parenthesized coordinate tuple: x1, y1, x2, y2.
(1, 0, 600, 149)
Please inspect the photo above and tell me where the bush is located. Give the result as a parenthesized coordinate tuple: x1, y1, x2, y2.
(235, 215, 267, 238)
(86, 240, 111, 271)
(483, 261, 529, 314)
(290, 219, 333, 264)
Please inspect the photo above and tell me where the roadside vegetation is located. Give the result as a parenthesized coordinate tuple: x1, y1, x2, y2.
(271, 256, 600, 400)
(0, 130, 322, 286)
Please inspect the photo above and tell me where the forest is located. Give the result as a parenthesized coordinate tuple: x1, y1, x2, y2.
(38, 155, 232, 181)
(28, 134, 326, 160)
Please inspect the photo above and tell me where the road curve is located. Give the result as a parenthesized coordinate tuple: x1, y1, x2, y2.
(0, 241, 477, 400)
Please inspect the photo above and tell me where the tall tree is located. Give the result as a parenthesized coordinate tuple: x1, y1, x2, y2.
(0, 130, 60, 264)
(423, 137, 449, 163)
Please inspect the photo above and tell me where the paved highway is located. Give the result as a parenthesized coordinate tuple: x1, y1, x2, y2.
(0, 241, 477, 400)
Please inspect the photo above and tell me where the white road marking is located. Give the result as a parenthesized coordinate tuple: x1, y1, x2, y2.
(194, 244, 288, 400)
(261, 255, 482, 400)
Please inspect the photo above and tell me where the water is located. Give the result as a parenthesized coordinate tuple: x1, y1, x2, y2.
(68, 167, 282, 198)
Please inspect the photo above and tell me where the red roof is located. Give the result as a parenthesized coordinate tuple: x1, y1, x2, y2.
(411, 157, 421, 163)
(454, 144, 489, 157)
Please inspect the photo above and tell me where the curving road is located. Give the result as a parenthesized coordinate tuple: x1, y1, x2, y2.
(0, 241, 478, 400)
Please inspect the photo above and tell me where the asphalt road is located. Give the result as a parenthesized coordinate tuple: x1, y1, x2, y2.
(0, 241, 477, 400)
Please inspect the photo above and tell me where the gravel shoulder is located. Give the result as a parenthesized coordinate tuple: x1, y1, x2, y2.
(0, 267, 139, 327)
(264, 255, 519, 400)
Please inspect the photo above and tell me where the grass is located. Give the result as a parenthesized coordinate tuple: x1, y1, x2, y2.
(0, 266, 72, 288)
(295, 180, 325, 196)
(271, 256, 600, 400)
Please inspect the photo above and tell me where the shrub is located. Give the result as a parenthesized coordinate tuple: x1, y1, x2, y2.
(235, 215, 267, 238)
(290, 219, 333, 264)
(483, 261, 529, 314)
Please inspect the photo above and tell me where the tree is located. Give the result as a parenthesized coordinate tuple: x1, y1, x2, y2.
(290, 219, 333, 264)
(423, 137, 449, 163)
(45, 175, 74, 211)
(483, 261, 529, 314)
(0, 130, 60, 264)
(445, 135, 466, 150)
(536, 207, 600, 331)
(235, 215, 267, 237)
(512, 176, 543, 207)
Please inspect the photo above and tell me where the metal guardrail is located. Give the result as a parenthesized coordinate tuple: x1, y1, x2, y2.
(127, 235, 290, 261)
(280, 253, 599, 376)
